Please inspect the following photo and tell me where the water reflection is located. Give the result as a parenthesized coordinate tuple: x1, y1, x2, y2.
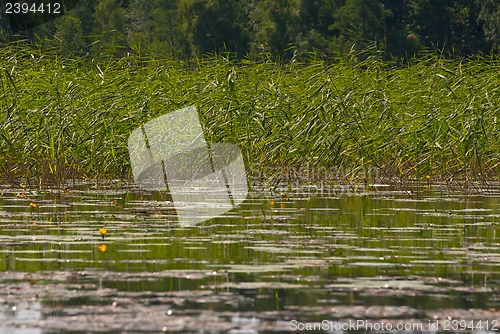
(0, 183, 498, 332)
(0, 301, 42, 334)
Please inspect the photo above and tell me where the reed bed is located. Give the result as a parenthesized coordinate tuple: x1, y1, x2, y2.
(0, 46, 499, 187)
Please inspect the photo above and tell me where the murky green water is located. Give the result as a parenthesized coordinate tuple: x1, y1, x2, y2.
(0, 183, 499, 333)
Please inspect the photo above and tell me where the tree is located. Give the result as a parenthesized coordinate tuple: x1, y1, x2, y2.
(299, 0, 342, 34)
(331, 0, 389, 52)
(448, 0, 489, 54)
(295, 0, 344, 57)
(0, 0, 13, 42)
(178, 0, 250, 57)
(249, 0, 301, 58)
(94, 0, 127, 56)
(126, 0, 154, 55)
(409, 0, 452, 52)
(54, 16, 86, 55)
(477, 0, 500, 49)
(406, 0, 491, 55)
(143, 0, 190, 58)
(71, 0, 98, 37)
(381, 0, 421, 58)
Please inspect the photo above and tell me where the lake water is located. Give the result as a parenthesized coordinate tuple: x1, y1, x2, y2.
(0, 182, 499, 333)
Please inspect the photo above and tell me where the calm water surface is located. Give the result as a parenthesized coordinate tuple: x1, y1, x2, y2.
(0, 183, 499, 333)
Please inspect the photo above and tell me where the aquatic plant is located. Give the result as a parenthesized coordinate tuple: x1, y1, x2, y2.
(0, 45, 498, 187)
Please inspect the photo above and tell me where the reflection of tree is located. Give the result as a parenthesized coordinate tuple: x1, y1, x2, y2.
(5, 249, 16, 271)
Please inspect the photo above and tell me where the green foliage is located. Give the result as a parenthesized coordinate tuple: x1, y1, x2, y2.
(0, 46, 498, 185)
(0, 2, 12, 38)
(332, 0, 388, 51)
(179, 0, 250, 57)
(477, 0, 500, 48)
(2, 0, 497, 59)
(126, 0, 154, 56)
(54, 16, 85, 55)
(249, 0, 300, 58)
(93, 0, 127, 56)
(408, 0, 491, 55)
(147, 0, 191, 59)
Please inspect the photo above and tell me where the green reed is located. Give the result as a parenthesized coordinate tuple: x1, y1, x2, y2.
(0, 45, 498, 186)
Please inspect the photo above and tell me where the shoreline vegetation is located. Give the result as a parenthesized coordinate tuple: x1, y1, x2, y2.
(0, 45, 499, 188)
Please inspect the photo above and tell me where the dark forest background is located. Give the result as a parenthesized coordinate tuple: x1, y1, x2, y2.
(1, 0, 500, 60)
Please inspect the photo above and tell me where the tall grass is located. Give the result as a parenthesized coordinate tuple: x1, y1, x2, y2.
(0, 45, 498, 187)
